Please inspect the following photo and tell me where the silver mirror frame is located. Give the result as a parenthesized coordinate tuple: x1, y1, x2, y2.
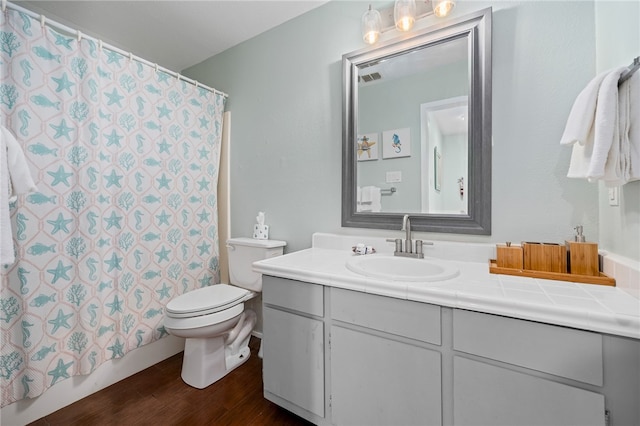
(342, 8, 492, 234)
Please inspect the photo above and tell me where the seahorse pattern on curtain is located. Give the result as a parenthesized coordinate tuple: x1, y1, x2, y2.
(0, 9, 225, 405)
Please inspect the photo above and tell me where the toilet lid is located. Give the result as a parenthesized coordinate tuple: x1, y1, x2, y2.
(166, 284, 249, 318)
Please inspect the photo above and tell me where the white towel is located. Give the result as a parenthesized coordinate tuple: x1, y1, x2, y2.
(626, 71, 640, 181)
(563, 67, 628, 180)
(587, 67, 628, 181)
(1, 125, 37, 265)
(356, 186, 382, 212)
(364, 185, 382, 212)
(357, 186, 371, 212)
(560, 69, 610, 146)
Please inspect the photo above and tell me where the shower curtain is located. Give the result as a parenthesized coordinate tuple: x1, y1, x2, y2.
(0, 9, 226, 405)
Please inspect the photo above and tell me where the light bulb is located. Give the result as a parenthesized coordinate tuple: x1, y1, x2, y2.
(361, 5, 382, 44)
(433, 0, 456, 18)
(394, 0, 416, 32)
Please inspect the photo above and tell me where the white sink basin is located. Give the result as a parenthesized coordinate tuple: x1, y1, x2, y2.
(346, 254, 459, 282)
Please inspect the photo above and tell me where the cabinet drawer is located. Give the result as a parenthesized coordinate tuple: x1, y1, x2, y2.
(453, 309, 603, 386)
(453, 356, 605, 426)
(262, 276, 324, 317)
(331, 288, 441, 345)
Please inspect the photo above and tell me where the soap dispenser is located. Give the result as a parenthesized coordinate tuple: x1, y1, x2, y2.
(566, 225, 599, 276)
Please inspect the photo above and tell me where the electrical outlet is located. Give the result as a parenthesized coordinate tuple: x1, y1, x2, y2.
(608, 187, 619, 206)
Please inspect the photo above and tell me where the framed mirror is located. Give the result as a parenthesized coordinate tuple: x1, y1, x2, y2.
(342, 8, 492, 234)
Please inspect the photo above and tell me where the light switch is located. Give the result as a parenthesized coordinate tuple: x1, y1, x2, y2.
(608, 187, 619, 206)
(386, 171, 402, 183)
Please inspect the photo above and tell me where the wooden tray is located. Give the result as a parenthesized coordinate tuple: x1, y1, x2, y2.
(489, 260, 615, 286)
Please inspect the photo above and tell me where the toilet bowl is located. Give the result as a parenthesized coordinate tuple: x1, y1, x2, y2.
(164, 238, 286, 389)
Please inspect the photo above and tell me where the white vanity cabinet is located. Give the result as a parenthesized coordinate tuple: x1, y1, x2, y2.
(452, 310, 606, 426)
(261, 276, 640, 426)
(330, 289, 442, 426)
(450, 309, 640, 426)
(262, 276, 325, 422)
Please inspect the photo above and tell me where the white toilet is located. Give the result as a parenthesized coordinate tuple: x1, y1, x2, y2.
(164, 237, 286, 388)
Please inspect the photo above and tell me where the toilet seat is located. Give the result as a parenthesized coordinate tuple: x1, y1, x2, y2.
(166, 284, 249, 319)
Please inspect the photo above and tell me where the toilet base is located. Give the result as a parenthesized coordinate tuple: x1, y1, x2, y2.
(179, 310, 256, 389)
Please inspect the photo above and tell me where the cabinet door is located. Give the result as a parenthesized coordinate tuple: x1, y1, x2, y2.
(331, 325, 442, 426)
(453, 356, 605, 426)
(263, 306, 324, 417)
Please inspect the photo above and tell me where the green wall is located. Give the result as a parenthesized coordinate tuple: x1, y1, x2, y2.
(185, 1, 637, 261)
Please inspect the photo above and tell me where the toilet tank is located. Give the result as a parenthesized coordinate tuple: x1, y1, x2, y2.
(227, 237, 286, 292)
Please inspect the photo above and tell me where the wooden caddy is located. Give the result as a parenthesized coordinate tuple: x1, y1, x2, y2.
(491, 241, 614, 286)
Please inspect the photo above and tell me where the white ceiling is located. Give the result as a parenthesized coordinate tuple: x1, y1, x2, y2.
(15, 1, 329, 72)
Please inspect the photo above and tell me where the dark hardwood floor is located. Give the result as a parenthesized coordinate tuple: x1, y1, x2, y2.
(29, 337, 311, 425)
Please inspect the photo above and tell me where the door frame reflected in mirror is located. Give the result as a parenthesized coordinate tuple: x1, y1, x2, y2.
(342, 7, 492, 235)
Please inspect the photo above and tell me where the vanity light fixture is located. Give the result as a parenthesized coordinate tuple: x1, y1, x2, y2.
(394, 0, 416, 31)
(362, 0, 457, 45)
(432, 0, 456, 18)
(362, 4, 382, 45)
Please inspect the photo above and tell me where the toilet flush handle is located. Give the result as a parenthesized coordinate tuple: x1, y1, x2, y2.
(226, 244, 236, 251)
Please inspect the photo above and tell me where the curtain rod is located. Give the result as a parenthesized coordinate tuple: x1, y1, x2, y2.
(2, 0, 228, 98)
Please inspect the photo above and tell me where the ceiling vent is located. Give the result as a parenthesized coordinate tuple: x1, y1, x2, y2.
(359, 60, 380, 69)
(359, 72, 382, 83)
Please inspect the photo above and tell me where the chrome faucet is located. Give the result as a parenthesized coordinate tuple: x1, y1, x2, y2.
(403, 214, 413, 254)
(392, 214, 431, 259)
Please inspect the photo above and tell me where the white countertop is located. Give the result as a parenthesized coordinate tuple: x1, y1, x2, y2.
(253, 233, 640, 340)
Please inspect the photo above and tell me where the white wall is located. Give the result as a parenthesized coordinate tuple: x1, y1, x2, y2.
(184, 1, 603, 253)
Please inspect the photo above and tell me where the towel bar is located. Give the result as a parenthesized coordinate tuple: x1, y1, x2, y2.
(380, 187, 396, 195)
(618, 56, 639, 86)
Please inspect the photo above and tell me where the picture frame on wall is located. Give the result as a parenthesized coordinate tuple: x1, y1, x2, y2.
(356, 133, 379, 161)
(382, 127, 411, 159)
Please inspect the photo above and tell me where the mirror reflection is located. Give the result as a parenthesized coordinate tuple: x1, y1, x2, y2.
(356, 37, 468, 214)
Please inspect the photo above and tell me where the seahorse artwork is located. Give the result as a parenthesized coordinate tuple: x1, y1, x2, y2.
(392, 133, 402, 153)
